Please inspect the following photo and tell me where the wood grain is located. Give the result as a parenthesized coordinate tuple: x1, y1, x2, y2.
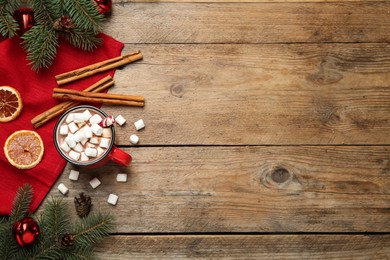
(95, 234, 390, 259)
(44, 146, 390, 233)
(101, 43, 390, 145)
(106, 2, 390, 43)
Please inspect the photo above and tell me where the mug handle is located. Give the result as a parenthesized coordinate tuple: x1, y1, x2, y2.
(108, 146, 132, 166)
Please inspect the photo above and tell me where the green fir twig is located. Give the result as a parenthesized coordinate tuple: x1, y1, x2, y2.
(0, 185, 114, 259)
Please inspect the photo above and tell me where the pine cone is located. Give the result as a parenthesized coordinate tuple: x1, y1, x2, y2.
(53, 16, 74, 32)
(74, 192, 92, 218)
(61, 232, 76, 248)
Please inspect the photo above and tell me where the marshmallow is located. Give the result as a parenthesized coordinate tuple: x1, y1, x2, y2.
(89, 137, 99, 144)
(68, 122, 78, 133)
(65, 113, 74, 123)
(115, 115, 126, 126)
(97, 147, 105, 157)
(102, 128, 112, 138)
(69, 150, 81, 161)
(83, 109, 92, 121)
(82, 125, 93, 138)
(58, 183, 69, 195)
(69, 170, 80, 181)
(100, 115, 115, 128)
(73, 143, 84, 153)
(129, 134, 139, 144)
(60, 142, 71, 153)
(107, 194, 119, 205)
(100, 138, 110, 148)
(65, 134, 76, 148)
(116, 173, 127, 183)
(73, 130, 85, 142)
(73, 113, 85, 123)
(80, 137, 88, 145)
(91, 123, 103, 136)
(134, 119, 145, 131)
(89, 177, 101, 189)
(89, 114, 103, 125)
(80, 152, 89, 162)
(60, 125, 69, 135)
(85, 147, 97, 157)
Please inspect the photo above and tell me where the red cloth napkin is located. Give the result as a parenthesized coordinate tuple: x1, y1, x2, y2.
(0, 33, 124, 215)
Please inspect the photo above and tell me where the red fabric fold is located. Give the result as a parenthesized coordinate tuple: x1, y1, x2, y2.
(0, 33, 124, 215)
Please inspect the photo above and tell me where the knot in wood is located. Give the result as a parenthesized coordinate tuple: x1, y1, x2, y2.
(271, 167, 290, 183)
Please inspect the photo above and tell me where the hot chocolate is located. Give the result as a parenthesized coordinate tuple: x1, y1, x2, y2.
(54, 106, 114, 165)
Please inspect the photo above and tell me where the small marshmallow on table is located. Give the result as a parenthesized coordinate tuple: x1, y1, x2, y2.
(89, 177, 101, 189)
(58, 183, 69, 195)
(129, 134, 139, 144)
(69, 170, 80, 181)
(134, 119, 145, 131)
(107, 194, 119, 205)
(115, 115, 126, 126)
(116, 173, 127, 182)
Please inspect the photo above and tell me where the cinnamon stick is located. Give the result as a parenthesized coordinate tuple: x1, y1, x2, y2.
(52, 93, 145, 107)
(55, 51, 143, 85)
(53, 88, 145, 102)
(31, 76, 114, 128)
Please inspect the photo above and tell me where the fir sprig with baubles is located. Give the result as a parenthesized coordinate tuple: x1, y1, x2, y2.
(0, 184, 114, 259)
(0, 0, 112, 71)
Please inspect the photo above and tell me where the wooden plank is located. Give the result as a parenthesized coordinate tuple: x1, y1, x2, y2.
(95, 234, 390, 259)
(106, 2, 390, 43)
(44, 146, 390, 233)
(102, 43, 390, 145)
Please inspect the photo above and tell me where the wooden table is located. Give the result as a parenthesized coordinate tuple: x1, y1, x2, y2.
(42, 0, 390, 258)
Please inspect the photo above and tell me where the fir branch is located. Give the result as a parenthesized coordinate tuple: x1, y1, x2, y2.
(0, 0, 20, 38)
(10, 184, 33, 224)
(41, 198, 71, 243)
(73, 213, 114, 247)
(64, 0, 104, 34)
(22, 24, 58, 71)
(65, 27, 102, 51)
(27, 0, 60, 26)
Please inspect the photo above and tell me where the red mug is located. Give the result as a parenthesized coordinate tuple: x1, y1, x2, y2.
(54, 105, 131, 168)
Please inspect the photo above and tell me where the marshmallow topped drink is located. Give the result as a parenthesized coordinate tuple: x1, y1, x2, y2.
(54, 106, 115, 165)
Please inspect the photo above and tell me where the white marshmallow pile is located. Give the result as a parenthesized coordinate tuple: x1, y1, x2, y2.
(58, 109, 112, 163)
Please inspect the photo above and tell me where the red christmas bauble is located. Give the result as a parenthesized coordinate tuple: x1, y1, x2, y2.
(13, 8, 35, 35)
(93, 0, 112, 15)
(12, 217, 40, 247)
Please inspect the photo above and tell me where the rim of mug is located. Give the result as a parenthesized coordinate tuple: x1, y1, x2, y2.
(53, 105, 115, 166)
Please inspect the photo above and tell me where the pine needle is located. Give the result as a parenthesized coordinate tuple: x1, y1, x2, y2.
(66, 27, 102, 51)
(10, 184, 33, 224)
(0, 3, 19, 38)
(22, 25, 59, 71)
(64, 0, 104, 34)
(73, 213, 114, 247)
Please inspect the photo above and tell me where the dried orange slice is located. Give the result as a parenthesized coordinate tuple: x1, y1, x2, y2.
(4, 130, 44, 169)
(0, 86, 23, 122)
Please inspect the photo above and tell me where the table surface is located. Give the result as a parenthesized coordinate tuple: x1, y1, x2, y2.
(42, 0, 390, 258)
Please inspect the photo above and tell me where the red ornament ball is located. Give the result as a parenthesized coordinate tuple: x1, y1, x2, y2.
(13, 8, 35, 35)
(93, 0, 112, 15)
(12, 217, 40, 247)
